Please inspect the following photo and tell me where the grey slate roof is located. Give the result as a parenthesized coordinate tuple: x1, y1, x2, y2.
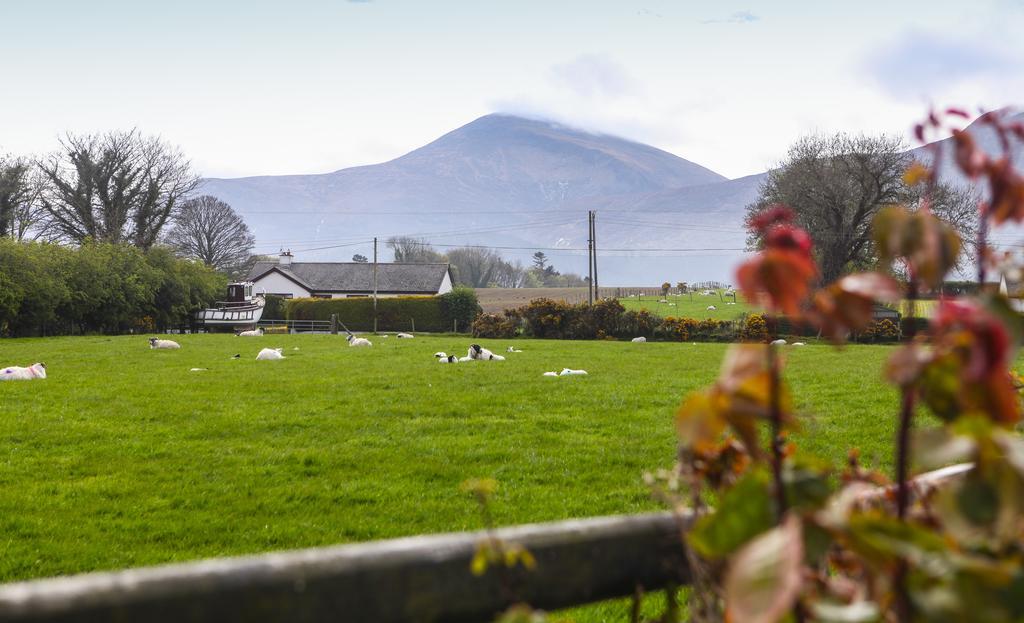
(247, 261, 451, 294)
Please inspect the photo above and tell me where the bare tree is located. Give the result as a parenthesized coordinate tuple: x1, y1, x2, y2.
(165, 196, 255, 276)
(746, 133, 976, 283)
(0, 155, 45, 240)
(447, 247, 504, 287)
(386, 236, 445, 263)
(38, 130, 199, 248)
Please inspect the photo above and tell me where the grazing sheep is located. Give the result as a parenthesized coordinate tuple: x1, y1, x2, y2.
(631, 336, 646, 343)
(507, 346, 523, 353)
(256, 348, 285, 360)
(706, 305, 717, 311)
(434, 352, 459, 363)
(468, 344, 505, 361)
(396, 333, 414, 339)
(792, 342, 806, 347)
(559, 368, 588, 376)
(149, 338, 180, 350)
(347, 335, 372, 347)
(236, 328, 264, 337)
(770, 339, 787, 346)
(0, 362, 46, 381)
(542, 371, 559, 377)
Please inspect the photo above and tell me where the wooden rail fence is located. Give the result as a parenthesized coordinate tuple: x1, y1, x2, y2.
(0, 464, 971, 622)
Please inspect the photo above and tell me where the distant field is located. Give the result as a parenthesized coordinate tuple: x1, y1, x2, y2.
(475, 287, 753, 320)
(475, 287, 668, 314)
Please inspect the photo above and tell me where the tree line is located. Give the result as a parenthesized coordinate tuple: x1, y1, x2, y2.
(1, 131, 256, 277)
(384, 238, 587, 288)
(0, 239, 225, 337)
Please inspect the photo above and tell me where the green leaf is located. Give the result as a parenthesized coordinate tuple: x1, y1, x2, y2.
(783, 459, 833, 512)
(845, 514, 950, 575)
(689, 470, 774, 558)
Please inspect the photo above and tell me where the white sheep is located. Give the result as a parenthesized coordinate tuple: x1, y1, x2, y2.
(725, 302, 736, 305)
(706, 305, 717, 311)
(792, 342, 806, 347)
(149, 338, 180, 350)
(559, 368, 588, 376)
(631, 336, 646, 343)
(396, 333, 414, 339)
(458, 356, 475, 362)
(542, 371, 559, 377)
(347, 335, 372, 347)
(770, 339, 787, 346)
(236, 328, 264, 337)
(256, 348, 285, 360)
(434, 352, 459, 363)
(507, 346, 523, 353)
(0, 362, 46, 381)
(468, 344, 504, 361)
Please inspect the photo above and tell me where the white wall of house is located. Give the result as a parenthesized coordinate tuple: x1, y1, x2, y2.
(438, 271, 453, 295)
(253, 271, 311, 298)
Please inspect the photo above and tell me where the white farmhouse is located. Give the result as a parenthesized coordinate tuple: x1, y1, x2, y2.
(247, 251, 454, 299)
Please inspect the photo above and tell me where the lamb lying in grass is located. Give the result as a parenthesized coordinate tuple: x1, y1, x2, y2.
(237, 328, 264, 337)
(542, 368, 587, 377)
(256, 348, 285, 360)
(631, 336, 646, 343)
(468, 344, 504, 361)
(707, 305, 717, 311)
(559, 368, 587, 376)
(0, 362, 46, 381)
(507, 346, 523, 353)
(792, 342, 806, 347)
(434, 352, 459, 363)
(347, 335, 372, 347)
(149, 338, 180, 349)
(396, 333, 414, 339)
(771, 339, 787, 346)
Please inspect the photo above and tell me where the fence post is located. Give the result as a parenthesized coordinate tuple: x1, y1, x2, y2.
(411, 317, 416, 333)
(330, 314, 338, 335)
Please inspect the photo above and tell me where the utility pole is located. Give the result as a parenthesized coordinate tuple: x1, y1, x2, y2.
(373, 237, 378, 333)
(589, 210, 598, 305)
(592, 210, 599, 300)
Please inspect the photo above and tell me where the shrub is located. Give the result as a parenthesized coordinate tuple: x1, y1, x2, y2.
(471, 313, 518, 338)
(262, 295, 287, 320)
(616, 309, 657, 339)
(861, 318, 900, 343)
(740, 313, 768, 342)
(439, 286, 481, 332)
(656, 317, 698, 341)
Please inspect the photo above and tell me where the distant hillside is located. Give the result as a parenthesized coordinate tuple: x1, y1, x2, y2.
(199, 114, 737, 284)
(200, 110, 1020, 285)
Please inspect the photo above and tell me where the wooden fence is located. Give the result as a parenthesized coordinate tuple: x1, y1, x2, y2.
(0, 465, 970, 622)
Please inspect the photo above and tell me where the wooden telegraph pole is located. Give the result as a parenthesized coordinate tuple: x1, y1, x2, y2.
(373, 237, 378, 333)
(592, 211, 599, 301)
(589, 210, 598, 305)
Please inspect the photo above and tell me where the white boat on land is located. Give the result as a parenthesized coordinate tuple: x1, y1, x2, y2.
(194, 282, 265, 328)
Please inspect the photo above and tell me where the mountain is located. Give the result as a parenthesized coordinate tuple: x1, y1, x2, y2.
(200, 110, 1021, 285)
(199, 114, 742, 284)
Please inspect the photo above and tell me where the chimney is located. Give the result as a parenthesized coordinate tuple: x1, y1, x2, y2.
(279, 249, 293, 266)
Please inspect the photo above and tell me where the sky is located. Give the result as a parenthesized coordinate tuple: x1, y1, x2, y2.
(1, 0, 1023, 180)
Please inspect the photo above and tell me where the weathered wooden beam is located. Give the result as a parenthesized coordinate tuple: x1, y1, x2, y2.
(0, 512, 691, 623)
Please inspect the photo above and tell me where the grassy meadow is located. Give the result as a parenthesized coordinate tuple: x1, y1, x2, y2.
(618, 290, 755, 320)
(0, 333, 919, 619)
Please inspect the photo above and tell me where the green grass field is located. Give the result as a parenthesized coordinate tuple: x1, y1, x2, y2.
(1, 334, 911, 619)
(618, 291, 755, 320)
